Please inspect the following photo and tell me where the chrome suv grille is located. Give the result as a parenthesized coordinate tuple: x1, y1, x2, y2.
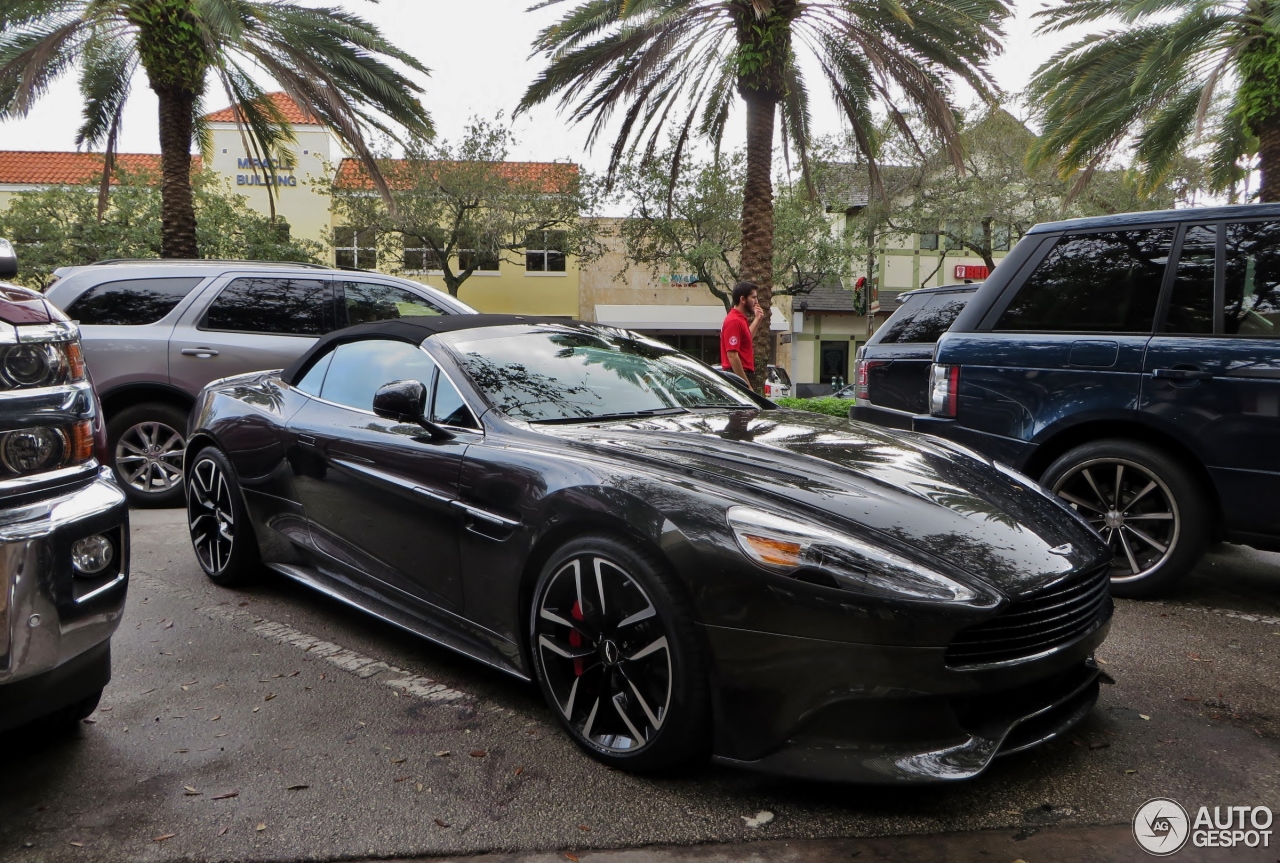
(946, 567, 1111, 668)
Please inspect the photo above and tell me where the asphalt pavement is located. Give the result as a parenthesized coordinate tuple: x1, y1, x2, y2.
(2, 508, 1278, 863)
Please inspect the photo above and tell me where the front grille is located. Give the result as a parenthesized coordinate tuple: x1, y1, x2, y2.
(946, 567, 1111, 668)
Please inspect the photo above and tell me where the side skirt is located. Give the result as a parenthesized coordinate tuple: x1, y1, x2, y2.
(264, 561, 531, 683)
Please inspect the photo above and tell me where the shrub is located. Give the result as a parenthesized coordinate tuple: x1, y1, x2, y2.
(775, 396, 853, 418)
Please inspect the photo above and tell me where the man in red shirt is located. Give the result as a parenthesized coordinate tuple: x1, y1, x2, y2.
(720, 280, 765, 389)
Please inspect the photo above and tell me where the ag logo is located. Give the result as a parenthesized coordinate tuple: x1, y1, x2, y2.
(1134, 798, 1190, 855)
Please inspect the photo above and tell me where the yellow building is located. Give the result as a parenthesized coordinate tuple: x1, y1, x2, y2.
(0, 93, 582, 318)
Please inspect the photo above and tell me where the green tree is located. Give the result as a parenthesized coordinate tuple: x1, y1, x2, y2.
(519, 0, 1011, 377)
(1028, 0, 1280, 201)
(330, 118, 599, 298)
(0, 167, 320, 289)
(0, 0, 432, 258)
(840, 108, 1208, 284)
(615, 149, 851, 309)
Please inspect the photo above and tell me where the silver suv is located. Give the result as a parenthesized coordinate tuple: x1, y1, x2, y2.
(46, 261, 476, 506)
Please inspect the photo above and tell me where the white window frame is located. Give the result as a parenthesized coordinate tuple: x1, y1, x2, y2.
(334, 227, 378, 269)
(524, 230, 568, 275)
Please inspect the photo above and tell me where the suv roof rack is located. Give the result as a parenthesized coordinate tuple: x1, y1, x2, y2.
(89, 258, 333, 269)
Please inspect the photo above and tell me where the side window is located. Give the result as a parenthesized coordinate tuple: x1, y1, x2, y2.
(1164, 224, 1216, 334)
(875, 297, 929, 344)
(65, 277, 204, 325)
(203, 278, 330, 335)
(295, 351, 333, 396)
(996, 229, 1173, 333)
(320, 339, 437, 412)
(1224, 221, 1280, 337)
(431, 372, 479, 429)
(343, 281, 444, 326)
(876, 292, 973, 344)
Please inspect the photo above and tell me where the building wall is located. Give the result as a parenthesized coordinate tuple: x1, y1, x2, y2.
(407, 260, 581, 317)
(577, 218, 728, 323)
(207, 123, 339, 250)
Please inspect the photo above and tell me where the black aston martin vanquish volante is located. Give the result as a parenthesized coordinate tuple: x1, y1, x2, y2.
(184, 314, 1114, 783)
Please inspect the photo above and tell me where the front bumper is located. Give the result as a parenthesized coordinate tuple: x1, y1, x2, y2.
(704, 615, 1110, 784)
(0, 468, 129, 733)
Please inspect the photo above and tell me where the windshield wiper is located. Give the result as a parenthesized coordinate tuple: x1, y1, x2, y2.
(530, 407, 690, 425)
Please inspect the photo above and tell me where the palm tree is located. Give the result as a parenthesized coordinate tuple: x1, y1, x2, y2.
(1029, 0, 1280, 201)
(0, 0, 432, 258)
(519, 0, 1009, 374)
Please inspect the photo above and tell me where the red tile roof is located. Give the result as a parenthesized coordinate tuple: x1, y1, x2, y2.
(204, 92, 321, 126)
(0, 151, 202, 185)
(333, 158, 579, 193)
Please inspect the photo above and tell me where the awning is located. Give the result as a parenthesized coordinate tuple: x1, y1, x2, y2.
(593, 304, 789, 332)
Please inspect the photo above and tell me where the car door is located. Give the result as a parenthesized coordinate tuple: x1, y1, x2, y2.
(168, 275, 336, 396)
(56, 275, 208, 392)
(288, 338, 474, 611)
(1143, 219, 1280, 542)
(951, 227, 1174, 450)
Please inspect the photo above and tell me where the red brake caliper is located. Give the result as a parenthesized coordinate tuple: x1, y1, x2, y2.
(570, 600, 585, 676)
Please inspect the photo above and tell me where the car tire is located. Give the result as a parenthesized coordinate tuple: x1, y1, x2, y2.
(529, 532, 710, 773)
(107, 402, 189, 508)
(1042, 439, 1210, 598)
(186, 446, 261, 587)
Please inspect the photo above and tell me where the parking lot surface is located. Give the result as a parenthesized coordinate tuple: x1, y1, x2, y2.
(2, 509, 1278, 862)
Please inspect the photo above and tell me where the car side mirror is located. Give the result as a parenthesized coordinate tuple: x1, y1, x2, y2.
(372, 380, 454, 440)
(0, 239, 17, 280)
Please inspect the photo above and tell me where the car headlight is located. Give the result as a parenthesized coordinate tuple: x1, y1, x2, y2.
(0, 339, 85, 390)
(726, 506, 977, 601)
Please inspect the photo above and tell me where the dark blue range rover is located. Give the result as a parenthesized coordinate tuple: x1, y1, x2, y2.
(860, 205, 1280, 597)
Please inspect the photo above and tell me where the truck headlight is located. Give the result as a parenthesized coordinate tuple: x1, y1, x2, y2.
(727, 506, 977, 601)
(0, 339, 85, 390)
(0, 421, 93, 477)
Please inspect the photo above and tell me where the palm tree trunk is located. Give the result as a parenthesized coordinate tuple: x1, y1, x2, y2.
(741, 89, 776, 386)
(1259, 116, 1280, 203)
(155, 86, 199, 258)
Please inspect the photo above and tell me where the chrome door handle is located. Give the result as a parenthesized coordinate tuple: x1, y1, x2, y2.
(181, 347, 220, 357)
(1152, 367, 1212, 381)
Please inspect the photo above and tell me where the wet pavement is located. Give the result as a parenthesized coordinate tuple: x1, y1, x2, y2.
(1, 509, 1277, 862)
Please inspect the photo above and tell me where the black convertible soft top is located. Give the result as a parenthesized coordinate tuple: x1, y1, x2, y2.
(280, 313, 572, 386)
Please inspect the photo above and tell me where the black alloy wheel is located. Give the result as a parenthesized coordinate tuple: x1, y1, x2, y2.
(530, 534, 708, 772)
(107, 402, 189, 508)
(1043, 439, 1209, 598)
(187, 447, 260, 586)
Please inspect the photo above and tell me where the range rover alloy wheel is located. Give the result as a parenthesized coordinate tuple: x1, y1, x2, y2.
(530, 534, 708, 771)
(107, 402, 189, 507)
(1043, 440, 1209, 598)
(186, 447, 260, 586)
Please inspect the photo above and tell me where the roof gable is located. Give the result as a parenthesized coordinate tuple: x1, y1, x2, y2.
(204, 92, 321, 126)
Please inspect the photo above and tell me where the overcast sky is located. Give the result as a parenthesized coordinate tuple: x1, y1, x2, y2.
(2, 0, 1075, 171)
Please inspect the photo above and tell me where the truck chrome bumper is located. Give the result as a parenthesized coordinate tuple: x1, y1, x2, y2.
(0, 468, 129, 727)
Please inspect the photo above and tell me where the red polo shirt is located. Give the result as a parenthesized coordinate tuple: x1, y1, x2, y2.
(720, 307, 755, 374)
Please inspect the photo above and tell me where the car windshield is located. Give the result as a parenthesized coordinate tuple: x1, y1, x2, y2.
(449, 326, 757, 422)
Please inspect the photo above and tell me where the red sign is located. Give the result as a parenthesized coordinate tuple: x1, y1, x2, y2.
(954, 265, 990, 280)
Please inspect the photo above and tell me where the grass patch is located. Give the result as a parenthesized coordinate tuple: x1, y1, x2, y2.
(775, 396, 853, 418)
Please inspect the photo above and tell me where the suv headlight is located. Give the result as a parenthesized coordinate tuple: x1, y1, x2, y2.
(727, 506, 977, 601)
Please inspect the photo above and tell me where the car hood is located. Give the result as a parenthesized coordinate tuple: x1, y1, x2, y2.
(0, 283, 60, 325)
(539, 408, 1109, 596)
